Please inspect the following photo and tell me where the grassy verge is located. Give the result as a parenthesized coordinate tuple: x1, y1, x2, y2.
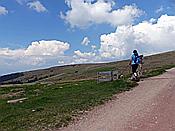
(0, 80, 136, 131)
(94, 66, 116, 72)
(143, 64, 175, 78)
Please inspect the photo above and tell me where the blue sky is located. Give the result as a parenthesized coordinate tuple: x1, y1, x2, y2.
(0, 0, 175, 75)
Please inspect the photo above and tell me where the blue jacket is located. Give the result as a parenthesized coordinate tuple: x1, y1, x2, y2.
(131, 54, 140, 65)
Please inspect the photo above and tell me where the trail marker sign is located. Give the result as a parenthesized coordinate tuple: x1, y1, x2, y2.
(97, 70, 119, 83)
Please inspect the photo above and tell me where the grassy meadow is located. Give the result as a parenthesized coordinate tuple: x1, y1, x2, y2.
(0, 80, 137, 131)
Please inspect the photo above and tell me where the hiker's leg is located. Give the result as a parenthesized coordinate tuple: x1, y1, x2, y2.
(132, 64, 137, 74)
(134, 64, 139, 78)
(135, 64, 139, 74)
(131, 64, 137, 80)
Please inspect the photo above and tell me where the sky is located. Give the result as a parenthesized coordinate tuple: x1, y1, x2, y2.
(0, 0, 175, 75)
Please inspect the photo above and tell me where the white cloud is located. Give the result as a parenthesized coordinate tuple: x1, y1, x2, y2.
(0, 48, 24, 57)
(25, 40, 70, 56)
(27, 1, 47, 13)
(61, 0, 143, 28)
(58, 60, 65, 64)
(0, 40, 70, 74)
(72, 15, 175, 64)
(91, 45, 97, 50)
(73, 50, 97, 63)
(0, 40, 69, 57)
(98, 14, 175, 60)
(74, 50, 95, 58)
(149, 18, 157, 23)
(81, 37, 90, 46)
(0, 6, 8, 15)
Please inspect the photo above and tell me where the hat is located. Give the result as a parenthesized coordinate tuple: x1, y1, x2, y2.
(133, 50, 137, 54)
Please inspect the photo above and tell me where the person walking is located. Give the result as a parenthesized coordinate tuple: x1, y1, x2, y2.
(129, 50, 140, 81)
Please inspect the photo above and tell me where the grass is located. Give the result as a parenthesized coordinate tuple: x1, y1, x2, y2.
(143, 64, 175, 78)
(1, 63, 175, 131)
(94, 66, 116, 72)
(0, 79, 136, 131)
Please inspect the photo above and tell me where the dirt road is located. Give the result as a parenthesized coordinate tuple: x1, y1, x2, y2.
(59, 68, 175, 131)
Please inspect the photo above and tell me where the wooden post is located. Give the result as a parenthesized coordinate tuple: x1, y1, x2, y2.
(111, 71, 113, 81)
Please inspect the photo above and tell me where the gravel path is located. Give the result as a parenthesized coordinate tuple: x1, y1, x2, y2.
(59, 68, 175, 131)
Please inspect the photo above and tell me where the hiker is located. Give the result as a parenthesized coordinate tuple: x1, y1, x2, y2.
(129, 50, 140, 80)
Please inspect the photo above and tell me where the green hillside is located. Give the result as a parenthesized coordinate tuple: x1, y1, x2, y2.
(1, 51, 175, 85)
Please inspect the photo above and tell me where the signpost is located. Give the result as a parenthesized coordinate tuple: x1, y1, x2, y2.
(97, 70, 119, 83)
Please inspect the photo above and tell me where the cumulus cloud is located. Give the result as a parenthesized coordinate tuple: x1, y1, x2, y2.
(27, 1, 47, 13)
(0, 6, 8, 15)
(61, 0, 143, 28)
(98, 14, 175, 60)
(72, 15, 175, 64)
(81, 37, 90, 46)
(25, 40, 69, 56)
(73, 50, 97, 63)
(0, 40, 70, 75)
(0, 40, 69, 57)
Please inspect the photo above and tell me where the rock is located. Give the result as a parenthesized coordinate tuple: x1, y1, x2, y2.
(7, 98, 27, 104)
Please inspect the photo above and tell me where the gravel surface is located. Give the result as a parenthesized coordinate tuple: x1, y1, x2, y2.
(59, 68, 175, 131)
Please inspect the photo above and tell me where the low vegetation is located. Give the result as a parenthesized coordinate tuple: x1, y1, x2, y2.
(0, 79, 137, 131)
(143, 64, 175, 78)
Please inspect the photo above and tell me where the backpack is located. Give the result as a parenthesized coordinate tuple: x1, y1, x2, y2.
(134, 54, 139, 64)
